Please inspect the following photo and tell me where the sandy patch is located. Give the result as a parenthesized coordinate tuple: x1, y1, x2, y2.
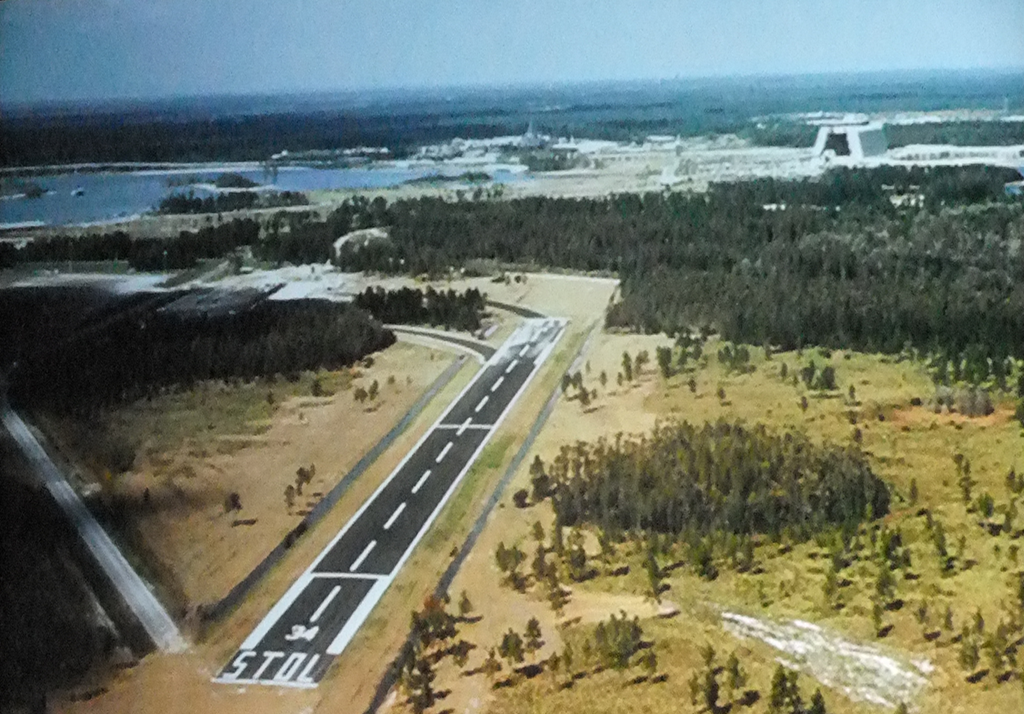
(722, 611, 931, 709)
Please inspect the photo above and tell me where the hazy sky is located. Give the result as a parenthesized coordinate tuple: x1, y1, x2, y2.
(2, 0, 1023, 103)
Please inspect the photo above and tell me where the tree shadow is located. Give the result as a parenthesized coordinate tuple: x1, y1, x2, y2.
(738, 689, 760, 707)
(877, 624, 894, 638)
(966, 668, 989, 684)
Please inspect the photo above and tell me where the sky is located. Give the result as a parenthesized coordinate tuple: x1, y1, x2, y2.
(2, 0, 1023, 104)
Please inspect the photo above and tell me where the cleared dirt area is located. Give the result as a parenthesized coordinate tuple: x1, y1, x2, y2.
(386, 332, 1024, 714)
(42, 341, 455, 615)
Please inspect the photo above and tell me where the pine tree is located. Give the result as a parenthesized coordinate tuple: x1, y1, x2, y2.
(458, 590, 473, 620)
(725, 651, 747, 702)
(525, 618, 543, 660)
(808, 689, 827, 714)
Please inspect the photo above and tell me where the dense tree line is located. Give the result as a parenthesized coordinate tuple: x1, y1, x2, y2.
(1, 194, 391, 271)
(535, 420, 890, 542)
(157, 189, 307, 215)
(0, 219, 260, 271)
(10, 298, 395, 415)
(354, 286, 485, 331)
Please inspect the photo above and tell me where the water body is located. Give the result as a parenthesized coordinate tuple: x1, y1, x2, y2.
(0, 165, 526, 228)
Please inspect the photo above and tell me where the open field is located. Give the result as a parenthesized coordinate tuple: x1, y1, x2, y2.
(391, 331, 1024, 714)
(40, 340, 456, 617)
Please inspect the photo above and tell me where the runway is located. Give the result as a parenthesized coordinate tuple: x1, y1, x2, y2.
(216, 317, 566, 687)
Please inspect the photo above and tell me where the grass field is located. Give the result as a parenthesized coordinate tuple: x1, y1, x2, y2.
(404, 333, 1024, 714)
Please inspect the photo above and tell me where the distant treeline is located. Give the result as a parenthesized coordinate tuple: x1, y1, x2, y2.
(887, 121, 1024, 148)
(354, 286, 486, 331)
(8, 297, 395, 415)
(536, 420, 890, 542)
(740, 122, 819, 148)
(0, 106, 748, 165)
(157, 189, 308, 215)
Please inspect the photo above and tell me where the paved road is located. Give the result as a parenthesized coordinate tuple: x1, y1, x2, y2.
(216, 317, 566, 688)
(0, 399, 186, 653)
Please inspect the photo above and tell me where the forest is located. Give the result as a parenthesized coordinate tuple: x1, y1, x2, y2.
(0, 474, 112, 711)
(331, 166, 1024, 363)
(0, 195, 391, 271)
(6, 295, 395, 415)
(353, 286, 486, 332)
(533, 420, 890, 545)
(157, 189, 308, 215)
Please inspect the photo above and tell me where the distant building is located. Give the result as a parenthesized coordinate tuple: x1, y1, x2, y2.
(520, 120, 549, 149)
(813, 122, 888, 160)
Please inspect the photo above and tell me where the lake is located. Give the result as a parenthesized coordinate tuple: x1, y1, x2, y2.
(0, 164, 526, 228)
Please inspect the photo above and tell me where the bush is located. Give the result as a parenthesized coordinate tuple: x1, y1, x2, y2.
(512, 489, 530, 509)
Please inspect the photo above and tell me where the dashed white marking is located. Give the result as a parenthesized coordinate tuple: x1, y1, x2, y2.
(457, 417, 472, 436)
(518, 344, 530, 357)
(435, 441, 453, 463)
(383, 502, 406, 531)
(490, 376, 505, 392)
(412, 470, 431, 494)
(505, 358, 519, 374)
(475, 395, 489, 413)
(309, 585, 342, 624)
(349, 540, 376, 572)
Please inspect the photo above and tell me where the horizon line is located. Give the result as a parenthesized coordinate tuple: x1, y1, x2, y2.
(6, 65, 1024, 111)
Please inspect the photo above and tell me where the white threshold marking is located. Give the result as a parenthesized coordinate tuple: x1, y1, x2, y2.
(456, 417, 472, 436)
(309, 585, 341, 624)
(412, 469, 431, 494)
(474, 395, 489, 413)
(491, 376, 505, 392)
(505, 358, 519, 374)
(349, 540, 376, 572)
(383, 502, 406, 530)
(435, 441, 453, 463)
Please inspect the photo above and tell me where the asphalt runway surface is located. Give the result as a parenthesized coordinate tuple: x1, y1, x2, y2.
(216, 317, 565, 687)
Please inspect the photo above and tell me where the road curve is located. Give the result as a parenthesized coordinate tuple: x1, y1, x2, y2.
(387, 325, 497, 362)
(0, 400, 186, 653)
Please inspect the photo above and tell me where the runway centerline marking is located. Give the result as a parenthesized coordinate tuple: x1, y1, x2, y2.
(383, 502, 406, 531)
(412, 469, 431, 494)
(505, 359, 519, 374)
(490, 376, 504, 392)
(309, 585, 342, 624)
(456, 418, 472, 436)
(474, 395, 489, 413)
(349, 540, 376, 572)
(518, 344, 530, 357)
(435, 441, 454, 463)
